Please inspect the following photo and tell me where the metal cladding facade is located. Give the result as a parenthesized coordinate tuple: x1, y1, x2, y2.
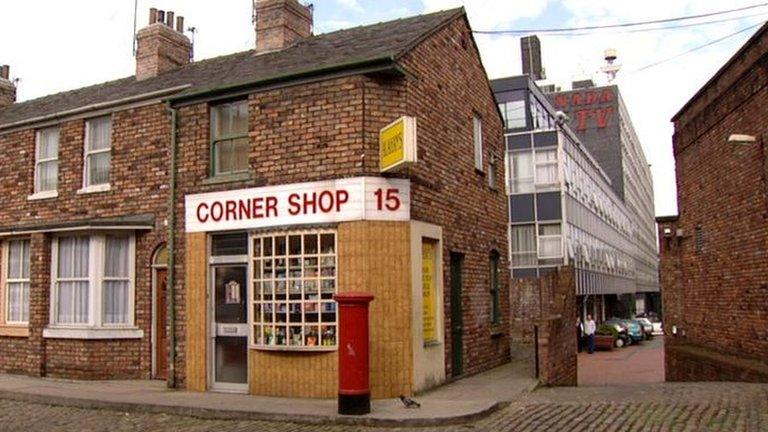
(492, 75, 659, 317)
(549, 85, 659, 298)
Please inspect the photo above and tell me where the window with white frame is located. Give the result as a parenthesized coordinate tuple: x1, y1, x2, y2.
(34, 127, 59, 194)
(51, 234, 134, 327)
(509, 150, 534, 193)
(510, 225, 536, 267)
(473, 116, 483, 171)
(535, 149, 558, 189)
(84, 116, 112, 188)
(251, 230, 337, 349)
(5, 239, 30, 324)
(211, 101, 249, 176)
(537, 224, 563, 259)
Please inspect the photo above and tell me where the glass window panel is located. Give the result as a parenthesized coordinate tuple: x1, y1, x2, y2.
(536, 192, 562, 220)
(303, 235, 318, 254)
(232, 138, 249, 172)
(37, 160, 58, 192)
(473, 116, 483, 170)
(212, 102, 248, 139)
(211, 233, 247, 256)
(503, 100, 527, 129)
(105, 236, 129, 277)
(539, 224, 561, 236)
(103, 281, 129, 324)
(88, 152, 111, 185)
(511, 225, 536, 267)
(38, 128, 59, 158)
(87, 117, 112, 151)
(8, 240, 22, 279)
(510, 194, 535, 223)
(289, 235, 302, 256)
(510, 151, 534, 193)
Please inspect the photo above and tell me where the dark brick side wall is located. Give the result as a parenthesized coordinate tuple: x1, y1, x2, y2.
(510, 267, 577, 386)
(400, 16, 510, 377)
(666, 343, 768, 383)
(663, 32, 768, 382)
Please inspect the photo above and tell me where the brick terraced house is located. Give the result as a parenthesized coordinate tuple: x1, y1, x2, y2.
(0, 1, 510, 398)
(659, 21, 768, 383)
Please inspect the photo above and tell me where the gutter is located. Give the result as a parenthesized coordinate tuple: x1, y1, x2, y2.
(0, 84, 192, 132)
(167, 56, 402, 106)
(166, 104, 179, 388)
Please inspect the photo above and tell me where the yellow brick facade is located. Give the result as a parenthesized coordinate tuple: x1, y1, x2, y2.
(186, 221, 414, 398)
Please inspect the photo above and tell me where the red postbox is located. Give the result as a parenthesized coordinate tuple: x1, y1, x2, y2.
(334, 292, 374, 415)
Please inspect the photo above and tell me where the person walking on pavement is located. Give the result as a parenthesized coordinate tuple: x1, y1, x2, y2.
(585, 314, 596, 354)
(576, 317, 584, 352)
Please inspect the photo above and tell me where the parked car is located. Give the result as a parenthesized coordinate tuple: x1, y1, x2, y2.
(635, 317, 654, 339)
(626, 319, 648, 343)
(602, 319, 630, 348)
(605, 318, 643, 344)
(637, 312, 664, 335)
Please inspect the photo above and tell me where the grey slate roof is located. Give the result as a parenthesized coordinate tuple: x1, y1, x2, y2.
(0, 8, 462, 127)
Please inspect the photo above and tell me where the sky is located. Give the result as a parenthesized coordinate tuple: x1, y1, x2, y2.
(1, 0, 766, 216)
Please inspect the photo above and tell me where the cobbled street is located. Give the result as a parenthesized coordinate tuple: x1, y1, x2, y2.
(0, 382, 765, 432)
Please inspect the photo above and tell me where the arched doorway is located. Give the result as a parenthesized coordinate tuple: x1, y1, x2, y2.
(152, 244, 169, 380)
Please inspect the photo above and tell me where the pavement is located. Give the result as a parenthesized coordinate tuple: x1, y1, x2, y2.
(1, 381, 767, 431)
(578, 335, 665, 386)
(0, 360, 538, 427)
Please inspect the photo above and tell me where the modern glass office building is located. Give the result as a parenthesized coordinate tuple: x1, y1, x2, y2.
(492, 75, 659, 319)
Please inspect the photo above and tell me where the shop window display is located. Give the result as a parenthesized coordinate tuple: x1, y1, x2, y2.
(251, 230, 337, 349)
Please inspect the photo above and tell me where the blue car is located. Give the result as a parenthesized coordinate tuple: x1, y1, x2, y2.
(605, 318, 644, 344)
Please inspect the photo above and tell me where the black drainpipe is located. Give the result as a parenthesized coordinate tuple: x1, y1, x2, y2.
(166, 104, 178, 388)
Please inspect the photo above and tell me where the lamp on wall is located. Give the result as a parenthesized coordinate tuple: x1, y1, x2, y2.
(728, 134, 757, 144)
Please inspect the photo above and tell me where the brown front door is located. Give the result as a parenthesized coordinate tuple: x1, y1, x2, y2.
(155, 268, 168, 380)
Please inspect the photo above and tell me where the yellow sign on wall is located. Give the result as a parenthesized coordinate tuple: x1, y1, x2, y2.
(379, 116, 417, 172)
(422, 240, 437, 344)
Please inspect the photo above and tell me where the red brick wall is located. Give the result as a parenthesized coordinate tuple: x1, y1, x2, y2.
(510, 268, 577, 386)
(0, 103, 169, 379)
(400, 15, 510, 377)
(664, 34, 768, 381)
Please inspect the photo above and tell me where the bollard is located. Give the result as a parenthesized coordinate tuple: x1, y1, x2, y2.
(334, 292, 374, 415)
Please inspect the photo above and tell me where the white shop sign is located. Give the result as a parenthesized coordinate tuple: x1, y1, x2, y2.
(185, 177, 410, 233)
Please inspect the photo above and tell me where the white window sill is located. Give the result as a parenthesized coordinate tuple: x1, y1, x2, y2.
(27, 190, 58, 201)
(77, 184, 111, 194)
(43, 327, 143, 340)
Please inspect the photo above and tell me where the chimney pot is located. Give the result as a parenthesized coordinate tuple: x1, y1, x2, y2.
(149, 7, 158, 24)
(136, 8, 192, 80)
(0, 65, 9, 80)
(176, 16, 184, 33)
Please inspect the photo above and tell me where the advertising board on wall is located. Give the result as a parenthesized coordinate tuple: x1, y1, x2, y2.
(379, 116, 418, 172)
(185, 177, 411, 233)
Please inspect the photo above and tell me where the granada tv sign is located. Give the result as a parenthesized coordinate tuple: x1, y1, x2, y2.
(184, 177, 410, 233)
(379, 116, 417, 172)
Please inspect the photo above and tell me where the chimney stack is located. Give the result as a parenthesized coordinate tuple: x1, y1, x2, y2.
(520, 35, 545, 81)
(254, 0, 313, 54)
(135, 8, 192, 81)
(0, 65, 16, 107)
